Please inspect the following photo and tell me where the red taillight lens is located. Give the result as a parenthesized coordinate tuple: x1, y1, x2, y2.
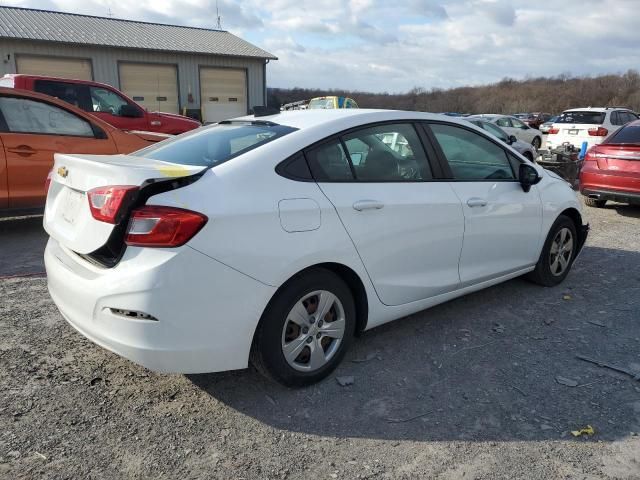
(44, 169, 54, 194)
(588, 126, 608, 137)
(548, 127, 559, 134)
(87, 185, 139, 224)
(125, 206, 207, 247)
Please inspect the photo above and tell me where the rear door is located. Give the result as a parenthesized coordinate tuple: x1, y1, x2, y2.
(0, 94, 117, 209)
(427, 122, 542, 285)
(306, 122, 464, 306)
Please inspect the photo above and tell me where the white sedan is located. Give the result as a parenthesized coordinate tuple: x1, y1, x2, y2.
(43, 109, 589, 386)
(467, 114, 543, 149)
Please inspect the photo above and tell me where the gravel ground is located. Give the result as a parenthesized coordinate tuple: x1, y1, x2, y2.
(1, 201, 640, 479)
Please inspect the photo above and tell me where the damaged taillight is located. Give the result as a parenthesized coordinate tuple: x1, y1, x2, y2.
(87, 185, 139, 224)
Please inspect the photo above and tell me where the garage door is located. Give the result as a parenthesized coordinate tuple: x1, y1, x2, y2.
(200, 68, 247, 123)
(16, 55, 92, 81)
(119, 63, 179, 114)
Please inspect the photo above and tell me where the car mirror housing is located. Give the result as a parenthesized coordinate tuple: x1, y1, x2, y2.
(519, 163, 541, 192)
(508, 135, 517, 145)
(120, 104, 143, 118)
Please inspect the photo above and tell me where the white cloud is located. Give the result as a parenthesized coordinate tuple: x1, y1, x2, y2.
(5, 0, 640, 92)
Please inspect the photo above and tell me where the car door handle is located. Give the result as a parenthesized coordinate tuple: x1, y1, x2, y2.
(150, 120, 162, 126)
(353, 200, 384, 211)
(7, 145, 36, 156)
(466, 197, 488, 207)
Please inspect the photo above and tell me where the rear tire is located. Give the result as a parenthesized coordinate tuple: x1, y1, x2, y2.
(583, 197, 606, 208)
(526, 215, 577, 287)
(250, 268, 356, 387)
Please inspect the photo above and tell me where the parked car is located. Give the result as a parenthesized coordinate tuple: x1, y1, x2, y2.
(308, 96, 359, 109)
(546, 107, 639, 151)
(43, 109, 588, 386)
(0, 87, 169, 216)
(0, 74, 201, 134)
(467, 114, 543, 149)
(514, 112, 551, 130)
(580, 119, 640, 207)
(467, 119, 537, 161)
(539, 115, 559, 134)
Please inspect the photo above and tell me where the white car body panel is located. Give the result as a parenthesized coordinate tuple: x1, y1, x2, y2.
(43, 109, 587, 374)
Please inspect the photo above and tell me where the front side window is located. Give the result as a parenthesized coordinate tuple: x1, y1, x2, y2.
(496, 117, 511, 128)
(430, 123, 515, 181)
(0, 96, 94, 137)
(342, 123, 432, 181)
(135, 122, 297, 167)
(511, 118, 528, 129)
(90, 87, 132, 116)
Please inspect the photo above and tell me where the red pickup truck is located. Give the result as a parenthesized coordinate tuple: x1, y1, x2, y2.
(0, 74, 200, 135)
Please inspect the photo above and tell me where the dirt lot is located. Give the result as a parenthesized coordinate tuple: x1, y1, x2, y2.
(1, 202, 640, 480)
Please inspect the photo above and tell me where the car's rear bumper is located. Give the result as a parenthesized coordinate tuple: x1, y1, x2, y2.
(45, 238, 276, 373)
(580, 170, 640, 204)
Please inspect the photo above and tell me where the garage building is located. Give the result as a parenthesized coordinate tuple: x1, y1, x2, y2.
(0, 6, 276, 123)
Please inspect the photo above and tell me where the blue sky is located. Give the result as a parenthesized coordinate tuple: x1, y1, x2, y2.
(4, 0, 640, 92)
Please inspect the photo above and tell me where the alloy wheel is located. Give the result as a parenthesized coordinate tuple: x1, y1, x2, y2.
(549, 227, 574, 276)
(281, 290, 346, 372)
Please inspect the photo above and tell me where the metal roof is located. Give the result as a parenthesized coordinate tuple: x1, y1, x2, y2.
(0, 6, 277, 60)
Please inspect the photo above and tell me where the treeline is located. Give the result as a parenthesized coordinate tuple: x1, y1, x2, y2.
(267, 70, 640, 114)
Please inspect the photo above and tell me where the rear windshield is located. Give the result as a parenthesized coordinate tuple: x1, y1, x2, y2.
(606, 124, 640, 144)
(556, 111, 605, 124)
(134, 122, 297, 167)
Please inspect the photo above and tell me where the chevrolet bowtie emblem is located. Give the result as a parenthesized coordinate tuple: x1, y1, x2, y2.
(57, 166, 69, 178)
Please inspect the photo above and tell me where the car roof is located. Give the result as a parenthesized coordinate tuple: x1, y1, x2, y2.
(233, 109, 451, 130)
(2, 73, 117, 90)
(563, 107, 632, 113)
(466, 114, 509, 120)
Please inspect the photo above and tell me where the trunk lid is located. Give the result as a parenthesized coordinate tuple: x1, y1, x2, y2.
(43, 153, 204, 254)
(592, 145, 640, 175)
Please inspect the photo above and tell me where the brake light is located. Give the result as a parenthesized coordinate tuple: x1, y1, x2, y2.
(588, 127, 608, 137)
(548, 127, 559, 134)
(125, 206, 207, 247)
(44, 169, 54, 194)
(87, 186, 139, 224)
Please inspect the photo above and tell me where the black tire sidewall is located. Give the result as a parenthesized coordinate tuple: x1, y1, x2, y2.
(535, 215, 578, 286)
(254, 269, 356, 387)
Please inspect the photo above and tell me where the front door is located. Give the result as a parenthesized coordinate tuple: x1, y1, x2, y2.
(306, 122, 465, 306)
(427, 122, 542, 285)
(0, 95, 116, 209)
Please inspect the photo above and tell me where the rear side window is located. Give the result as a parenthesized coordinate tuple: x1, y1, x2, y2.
(557, 111, 605, 124)
(430, 123, 515, 181)
(135, 122, 297, 167)
(306, 140, 354, 181)
(496, 117, 511, 128)
(34, 80, 91, 111)
(606, 124, 640, 144)
(0, 96, 94, 137)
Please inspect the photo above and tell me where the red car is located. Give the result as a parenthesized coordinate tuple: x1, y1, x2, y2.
(580, 119, 640, 207)
(0, 74, 200, 135)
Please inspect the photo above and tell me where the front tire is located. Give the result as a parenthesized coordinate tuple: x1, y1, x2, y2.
(250, 268, 356, 387)
(532, 136, 542, 149)
(526, 215, 577, 287)
(583, 197, 606, 208)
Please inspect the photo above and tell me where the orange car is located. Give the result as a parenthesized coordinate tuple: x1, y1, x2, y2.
(0, 87, 170, 216)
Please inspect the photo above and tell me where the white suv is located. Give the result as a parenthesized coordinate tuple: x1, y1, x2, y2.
(546, 107, 639, 150)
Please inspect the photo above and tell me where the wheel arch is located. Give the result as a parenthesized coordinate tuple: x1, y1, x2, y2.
(559, 207, 583, 232)
(256, 262, 370, 341)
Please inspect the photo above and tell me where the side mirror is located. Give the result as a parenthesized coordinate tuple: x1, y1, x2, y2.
(508, 135, 517, 145)
(519, 163, 541, 192)
(119, 104, 143, 118)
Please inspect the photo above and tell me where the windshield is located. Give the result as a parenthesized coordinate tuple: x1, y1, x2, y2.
(308, 98, 335, 109)
(134, 122, 297, 167)
(557, 111, 605, 124)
